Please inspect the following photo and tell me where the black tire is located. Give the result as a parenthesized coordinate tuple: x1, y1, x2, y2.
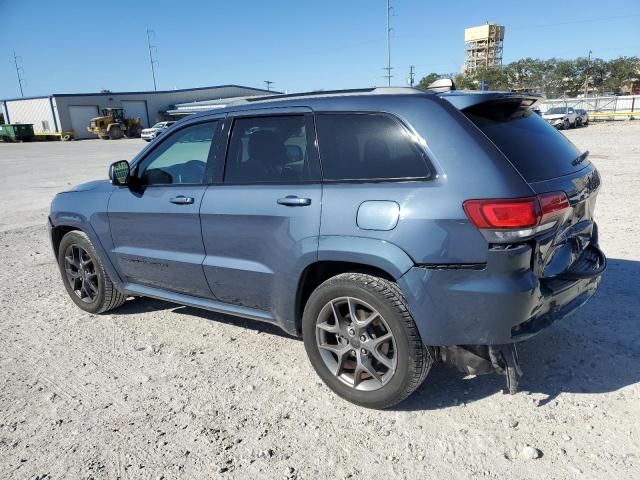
(302, 273, 432, 409)
(57, 231, 127, 314)
(127, 124, 142, 138)
(576, 117, 582, 127)
(563, 119, 570, 130)
(108, 126, 123, 140)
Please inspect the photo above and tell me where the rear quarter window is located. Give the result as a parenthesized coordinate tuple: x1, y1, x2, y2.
(315, 113, 431, 181)
(464, 102, 587, 182)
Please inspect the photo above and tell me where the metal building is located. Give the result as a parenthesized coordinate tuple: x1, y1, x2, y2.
(463, 23, 505, 74)
(0, 85, 274, 139)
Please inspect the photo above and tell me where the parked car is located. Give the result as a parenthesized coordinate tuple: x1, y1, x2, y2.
(141, 121, 176, 142)
(575, 108, 589, 126)
(49, 86, 605, 409)
(542, 106, 579, 129)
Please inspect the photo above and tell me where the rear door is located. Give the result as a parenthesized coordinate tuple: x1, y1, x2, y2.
(108, 119, 222, 297)
(199, 109, 322, 313)
(463, 100, 602, 278)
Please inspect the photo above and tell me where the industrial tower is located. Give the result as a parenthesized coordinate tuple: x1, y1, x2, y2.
(463, 23, 505, 74)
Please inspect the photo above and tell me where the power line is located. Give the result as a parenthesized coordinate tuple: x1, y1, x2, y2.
(146, 27, 159, 91)
(384, 0, 393, 86)
(13, 52, 25, 97)
(264, 80, 274, 91)
(510, 13, 640, 31)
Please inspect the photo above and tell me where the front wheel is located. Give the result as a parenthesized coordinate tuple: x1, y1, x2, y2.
(57, 231, 127, 314)
(563, 119, 570, 130)
(302, 273, 431, 409)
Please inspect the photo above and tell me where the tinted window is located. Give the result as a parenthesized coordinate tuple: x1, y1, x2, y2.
(225, 115, 315, 184)
(464, 103, 586, 182)
(315, 113, 430, 181)
(137, 121, 217, 185)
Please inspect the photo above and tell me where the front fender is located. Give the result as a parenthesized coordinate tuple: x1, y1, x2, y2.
(49, 191, 123, 286)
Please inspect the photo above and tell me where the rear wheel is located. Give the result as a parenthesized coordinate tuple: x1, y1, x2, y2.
(127, 124, 142, 138)
(57, 231, 127, 314)
(302, 273, 431, 409)
(108, 126, 123, 140)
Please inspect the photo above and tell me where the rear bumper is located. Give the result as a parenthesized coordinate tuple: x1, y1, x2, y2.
(398, 244, 604, 346)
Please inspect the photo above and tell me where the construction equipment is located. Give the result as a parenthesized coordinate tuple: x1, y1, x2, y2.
(87, 108, 143, 140)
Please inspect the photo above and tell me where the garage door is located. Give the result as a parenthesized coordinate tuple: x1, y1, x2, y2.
(69, 105, 99, 139)
(121, 100, 149, 128)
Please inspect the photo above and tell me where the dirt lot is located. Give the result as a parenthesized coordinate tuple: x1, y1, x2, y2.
(1, 123, 638, 480)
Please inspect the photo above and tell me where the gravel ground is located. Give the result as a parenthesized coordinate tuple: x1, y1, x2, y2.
(0, 123, 639, 480)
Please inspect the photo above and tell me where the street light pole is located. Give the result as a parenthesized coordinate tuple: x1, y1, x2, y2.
(584, 49, 592, 98)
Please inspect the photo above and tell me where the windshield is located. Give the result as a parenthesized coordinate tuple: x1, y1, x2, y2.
(464, 101, 587, 182)
(545, 107, 566, 115)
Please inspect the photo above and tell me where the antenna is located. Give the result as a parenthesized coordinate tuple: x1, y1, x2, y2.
(13, 52, 25, 97)
(146, 28, 159, 91)
(264, 80, 274, 91)
(384, 0, 393, 86)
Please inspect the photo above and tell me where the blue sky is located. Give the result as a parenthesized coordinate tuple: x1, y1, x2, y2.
(1, 0, 638, 98)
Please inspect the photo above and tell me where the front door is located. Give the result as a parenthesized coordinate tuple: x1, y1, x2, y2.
(108, 119, 221, 298)
(200, 111, 322, 318)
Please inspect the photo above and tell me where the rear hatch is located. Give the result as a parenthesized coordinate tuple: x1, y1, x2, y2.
(453, 95, 604, 281)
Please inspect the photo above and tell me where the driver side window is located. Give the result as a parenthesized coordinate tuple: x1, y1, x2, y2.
(136, 121, 218, 185)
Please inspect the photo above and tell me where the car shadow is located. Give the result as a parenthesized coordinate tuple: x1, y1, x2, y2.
(397, 258, 640, 411)
(112, 258, 639, 411)
(115, 296, 297, 340)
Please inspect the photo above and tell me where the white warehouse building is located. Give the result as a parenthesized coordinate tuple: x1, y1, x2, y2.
(0, 85, 274, 139)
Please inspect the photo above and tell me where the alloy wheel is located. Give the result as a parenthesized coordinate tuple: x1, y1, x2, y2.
(315, 297, 397, 391)
(64, 244, 98, 303)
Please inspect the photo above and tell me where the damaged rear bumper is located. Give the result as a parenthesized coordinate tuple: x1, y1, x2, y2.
(398, 243, 604, 346)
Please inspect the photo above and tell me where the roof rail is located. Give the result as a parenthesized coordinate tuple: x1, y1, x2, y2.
(245, 86, 422, 103)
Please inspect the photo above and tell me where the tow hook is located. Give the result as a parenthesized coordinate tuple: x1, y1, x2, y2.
(488, 344, 523, 394)
(438, 343, 524, 394)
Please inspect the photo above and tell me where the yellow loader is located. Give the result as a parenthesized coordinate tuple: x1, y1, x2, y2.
(87, 108, 143, 140)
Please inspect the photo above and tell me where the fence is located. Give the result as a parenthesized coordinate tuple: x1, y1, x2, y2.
(540, 95, 639, 121)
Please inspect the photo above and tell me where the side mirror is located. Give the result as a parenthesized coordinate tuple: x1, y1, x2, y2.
(109, 160, 130, 185)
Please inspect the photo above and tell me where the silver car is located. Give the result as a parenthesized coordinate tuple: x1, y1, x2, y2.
(575, 109, 589, 126)
(542, 107, 579, 129)
(141, 121, 176, 142)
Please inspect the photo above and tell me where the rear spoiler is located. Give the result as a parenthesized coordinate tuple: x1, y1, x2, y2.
(439, 91, 544, 110)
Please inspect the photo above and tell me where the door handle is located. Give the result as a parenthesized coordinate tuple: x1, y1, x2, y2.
(277, 195, 312, 207)
(169, 195, 195, 205)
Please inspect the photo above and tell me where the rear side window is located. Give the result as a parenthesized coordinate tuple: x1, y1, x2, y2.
(315, 113, 431, 181)
(224, 115, 316, 184)
(464, 102, 586, 182)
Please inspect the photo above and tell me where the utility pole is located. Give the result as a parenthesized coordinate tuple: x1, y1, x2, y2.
(384, 0, 393, 87)
(264, 80, 274, 91)
(408, 65, 415, 87)
(146, 28, 159, 91)
(13, 52, 25, 97)
(583, 49, 592, 99)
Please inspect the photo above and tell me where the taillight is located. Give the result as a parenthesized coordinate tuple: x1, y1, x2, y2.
(463, 192, 570, 242)
(538, 191, 570, 224)
(463, 198, 539, 229)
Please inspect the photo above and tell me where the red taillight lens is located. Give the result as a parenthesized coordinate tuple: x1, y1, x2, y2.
(538, 191, 570, 223)
(463, 198, 539, 228)
(463, 192, 569, 230)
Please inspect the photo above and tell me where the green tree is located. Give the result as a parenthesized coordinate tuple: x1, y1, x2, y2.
(604, 56, 639, 93)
